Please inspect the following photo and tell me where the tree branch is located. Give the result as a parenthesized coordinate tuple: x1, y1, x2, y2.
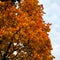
(1, 42, 12, 60)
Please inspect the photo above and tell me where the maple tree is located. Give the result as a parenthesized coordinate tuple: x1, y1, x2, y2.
(0, 0, 54, 60)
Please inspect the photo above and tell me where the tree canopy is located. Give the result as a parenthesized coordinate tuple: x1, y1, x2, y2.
(0, 0, 54, 60)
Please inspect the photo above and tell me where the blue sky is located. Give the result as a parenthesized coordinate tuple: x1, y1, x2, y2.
(39, 0, 60, 60)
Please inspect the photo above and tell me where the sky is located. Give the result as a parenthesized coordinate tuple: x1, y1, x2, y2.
(39, 0, 60, 60)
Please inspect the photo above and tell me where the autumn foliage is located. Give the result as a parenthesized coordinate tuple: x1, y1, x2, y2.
(0, 0, 54, 60)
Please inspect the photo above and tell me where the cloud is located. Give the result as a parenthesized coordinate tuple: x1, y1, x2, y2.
(50, 0, 60, 5)
(52, 44, 60, 60)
